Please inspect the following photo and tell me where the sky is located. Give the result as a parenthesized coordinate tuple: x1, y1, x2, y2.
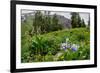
(22, 10, 90, 25)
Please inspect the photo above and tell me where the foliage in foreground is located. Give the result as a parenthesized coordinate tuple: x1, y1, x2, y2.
(21, 28, 90, 63)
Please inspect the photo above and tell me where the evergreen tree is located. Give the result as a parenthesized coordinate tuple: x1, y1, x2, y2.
(71, 12, 86, 28)
(51, 14, 62, 31)
(71, 12, 79, 28)
(43, 11, 51, 32)
(77, 14, 82, 27)
(81, 19, 86, 27)
(51, 14, 59, 31)
(33, 11, 43, 34)
(32, 11, 63, 34)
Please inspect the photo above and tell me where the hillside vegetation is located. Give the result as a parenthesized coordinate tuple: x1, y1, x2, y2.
(21, 11, 90, 63)
(21, 28, 90, 62)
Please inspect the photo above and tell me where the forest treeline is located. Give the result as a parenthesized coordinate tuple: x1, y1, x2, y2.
(22, 11, 90, 36)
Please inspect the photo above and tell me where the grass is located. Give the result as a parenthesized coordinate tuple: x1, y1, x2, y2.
(21, 28, 90, 63)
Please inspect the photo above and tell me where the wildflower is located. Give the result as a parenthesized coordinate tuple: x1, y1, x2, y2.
(66, 42, 71, 48)
(71, 47, 77, 51)
(60, 41, 71, 51)
(62, 46, 66, 50)
(71, 44, 79, 51)
(61, 43, 68, 50)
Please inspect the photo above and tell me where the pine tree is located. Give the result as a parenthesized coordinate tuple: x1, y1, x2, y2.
(51, 14, 59, 31)
(71, 12, 86, 28)
(33, 11, 43, 34)
(77, 14, 82, 27)
(81, 19, 86, 27)
(71, 12, 79, 28)
(43, 11, 51, 32)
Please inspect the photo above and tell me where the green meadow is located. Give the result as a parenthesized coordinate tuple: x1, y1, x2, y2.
(21, 11, 90, 63)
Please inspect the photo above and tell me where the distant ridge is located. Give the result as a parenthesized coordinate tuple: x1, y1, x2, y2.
(21, 12, 71, 28)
